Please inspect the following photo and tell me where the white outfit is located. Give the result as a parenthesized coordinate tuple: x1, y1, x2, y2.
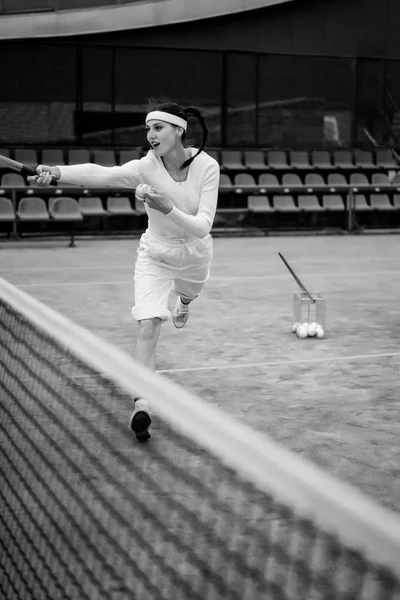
(57, 148, 220, 322)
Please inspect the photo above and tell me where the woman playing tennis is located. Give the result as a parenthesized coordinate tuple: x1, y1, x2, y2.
(29, 101, 220, 442)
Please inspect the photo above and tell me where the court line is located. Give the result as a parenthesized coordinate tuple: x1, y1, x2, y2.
(157, 351, 400, 373)
(0, 256, 400, 273)
(3, 256, 400, 273)
(12, 269, 400, 287)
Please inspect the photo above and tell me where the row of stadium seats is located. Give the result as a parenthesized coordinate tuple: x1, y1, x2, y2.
(0, 195, 147, 245)
(210, 149, 399, 172)
(1, 192, 398, 242)
(1, 148, 398, 171)
(2, 171, 400, 191)
(0, 195, 146, 222)
(0, 148, 140, 168)
(247, 194, 399, 213)
(219, 172, 399, 189)
(1, 192, 398, 222)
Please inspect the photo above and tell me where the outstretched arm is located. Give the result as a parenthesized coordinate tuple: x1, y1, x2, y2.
(28, 160, 143, 189)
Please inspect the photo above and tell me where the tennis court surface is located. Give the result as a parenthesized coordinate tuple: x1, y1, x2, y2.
(2, 233, 400, 599)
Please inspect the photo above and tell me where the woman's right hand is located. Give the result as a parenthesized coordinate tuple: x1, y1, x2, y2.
(27, 165, 61, 186)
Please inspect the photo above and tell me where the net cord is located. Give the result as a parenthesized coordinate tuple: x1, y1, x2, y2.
(1, 276, 400, 575)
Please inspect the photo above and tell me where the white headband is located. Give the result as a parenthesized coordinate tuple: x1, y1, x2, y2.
(146, 110, 187, 131)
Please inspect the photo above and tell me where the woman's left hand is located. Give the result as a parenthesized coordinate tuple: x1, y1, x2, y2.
(144, 189, 174, 215)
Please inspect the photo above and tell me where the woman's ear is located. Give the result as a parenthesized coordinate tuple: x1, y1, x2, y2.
(176, 127, 184, 137)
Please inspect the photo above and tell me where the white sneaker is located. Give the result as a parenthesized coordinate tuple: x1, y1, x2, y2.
(129, 399, 152, 441)
(173, 297, 190, 329)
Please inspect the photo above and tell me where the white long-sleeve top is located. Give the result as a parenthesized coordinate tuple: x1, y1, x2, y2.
(57, 148, 220, 239)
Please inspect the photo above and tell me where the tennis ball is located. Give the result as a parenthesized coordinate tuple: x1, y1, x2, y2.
(292, 322, 299, 333)
(296, 323, 308, 339)
(135, 183, 152, 200)
(307, 322, 318, 337)
(316, 325, 325, 339)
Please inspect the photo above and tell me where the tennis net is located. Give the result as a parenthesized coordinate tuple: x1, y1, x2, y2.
(1, 276, 400, 600)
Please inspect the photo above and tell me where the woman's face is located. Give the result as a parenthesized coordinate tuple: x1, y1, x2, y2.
(146, 120, 182, 156)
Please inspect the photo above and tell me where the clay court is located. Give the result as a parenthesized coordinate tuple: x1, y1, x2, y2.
(2, 232, 400, 517)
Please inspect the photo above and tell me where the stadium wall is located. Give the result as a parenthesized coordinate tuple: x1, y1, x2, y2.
(71, 0, 399, 59)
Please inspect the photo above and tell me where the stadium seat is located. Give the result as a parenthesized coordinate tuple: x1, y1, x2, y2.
(327, 173, 347, 188)
(14, 149, 37, 168)
(119, 149, 141, 165)
(354, 150, 375, 170)
(371, 173, 390, 193)
(234, 173, 258, 193)
(372, 173, 390, 185)
(259, 173, 279, 188)
(107, 196, 137, 215)
(16, 197, 50, 221)
(322, 195, 345, 211)
(305, 173, 325, 187)
(311, 151, 334, 170)
(206, 150, 220, 164)
(247, 195, 274, 213)
(244, 151, 266, 170)
(333, 150, 354, 170)
(354, 194, 372, 211)
(0, 197, 16, 222)
(376, 149, 398, 170)
(93, 150, 116, 167)
(290, 151, 311, 170)
(1, 173, 25, 187)
(273, 195, 299, 212)
(49, 196, 83, 247)
(267, 151, 289, 170)
(370, 194, 395, 211)
(297, 195, 324, 212)
(282, 173, 303, 188)
(79, 196, 109, 217)
(68, 149, 90, 165)
(350, 173, 369, 186)
(41, 149, 65, 166)
(50, 196, 82, 219)
(219, 173, 233, 192)
(221, 150, 246, 171)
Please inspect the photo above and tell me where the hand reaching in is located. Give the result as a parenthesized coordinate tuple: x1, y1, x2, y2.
(143, 188, 174, 215)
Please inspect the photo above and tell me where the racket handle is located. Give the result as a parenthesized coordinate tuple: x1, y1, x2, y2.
(278, 252, 315, 302)
(21, 164, 58, 187)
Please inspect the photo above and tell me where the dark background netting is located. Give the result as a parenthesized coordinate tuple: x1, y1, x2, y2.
(1, 39, 400, 148)
(1, 297, 400, 600)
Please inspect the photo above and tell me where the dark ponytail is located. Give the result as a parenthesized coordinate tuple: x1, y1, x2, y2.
(180, 106, 209, 170)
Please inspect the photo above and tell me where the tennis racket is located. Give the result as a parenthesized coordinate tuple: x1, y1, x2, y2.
(278, 252, 315, 302)
(0, 154, 57, 185)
